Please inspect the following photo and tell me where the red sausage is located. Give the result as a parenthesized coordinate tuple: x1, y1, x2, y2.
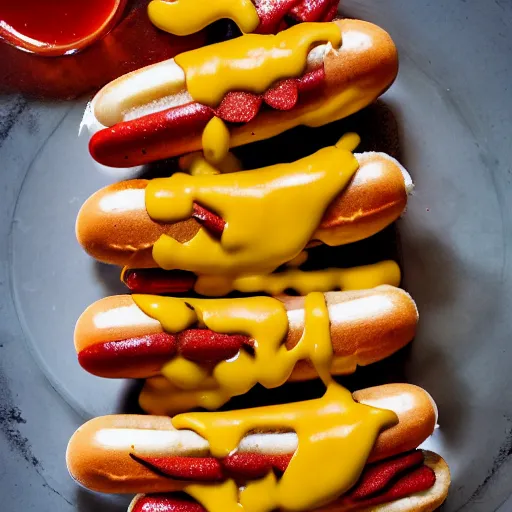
(78, 332, 178, 376)
(131, 451, 436, 512)
(123, 269, 196, 295)
(89, 103, 215, 168)
(178, 330, 251, 363)
(192, 204, 226, 238)
(78, 330, 251, 376)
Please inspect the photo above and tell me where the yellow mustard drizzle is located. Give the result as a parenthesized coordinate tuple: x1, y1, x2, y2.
(202, 117, 231, 166)
(175, 382, 397, 512)
(174, 22, 341, 107)
(145, 136, 359, 278)
(179, 151, 242, 176)
(140, 376, 226, 415)
(181, 154, 221, 176)
(135, 293, 332, 410)
(148, 0, 260, 37)
(194, 260, 401, 296)
(177, 117, 241, 177)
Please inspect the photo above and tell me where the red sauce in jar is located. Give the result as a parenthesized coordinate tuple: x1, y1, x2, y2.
(0, 0, 124, 54)
(0, 1, 205, 99)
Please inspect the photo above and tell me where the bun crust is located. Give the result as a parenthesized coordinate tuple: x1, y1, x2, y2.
(74, 294, 163, 353)
(75, 180, 200, 268)
(76, 152, 409, 268)
(282, 286, 418, 381)
(353, 384, 438, 463)
(315, 152, 409, 246)
(66, 384, 436, 494)
(74, 286, 418, 379)
(66, 415, 184, 494)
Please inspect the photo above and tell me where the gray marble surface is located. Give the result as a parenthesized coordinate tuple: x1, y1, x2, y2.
(0, 0, 511, 511)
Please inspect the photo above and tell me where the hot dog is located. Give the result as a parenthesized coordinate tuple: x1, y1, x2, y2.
(76, 142, 412, 296)
(66, 383, 449, 512)
(75, 287, 417, 412)
(128, 451, 449, 512)
(84, 19, 398, 168)
(75, 288, 417, 408)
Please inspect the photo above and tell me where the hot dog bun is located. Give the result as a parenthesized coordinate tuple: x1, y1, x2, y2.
(74, 286, 418, 379)
(359, 451, 450, 512)
(66, 384, 437, 494)
(126, 451, 450, 512)
(76, 152, 412, 268)
(87, 19, 398, 167)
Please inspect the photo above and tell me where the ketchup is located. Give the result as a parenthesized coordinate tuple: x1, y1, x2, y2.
(0, 1, 205, 98)
(0, 0, 125, 55)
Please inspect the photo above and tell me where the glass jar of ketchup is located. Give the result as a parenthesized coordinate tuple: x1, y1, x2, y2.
(0, 0, 127, 56)
(0, 0, 205, 99)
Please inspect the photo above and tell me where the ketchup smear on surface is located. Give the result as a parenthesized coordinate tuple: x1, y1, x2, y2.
(0, 0, 120, 48)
